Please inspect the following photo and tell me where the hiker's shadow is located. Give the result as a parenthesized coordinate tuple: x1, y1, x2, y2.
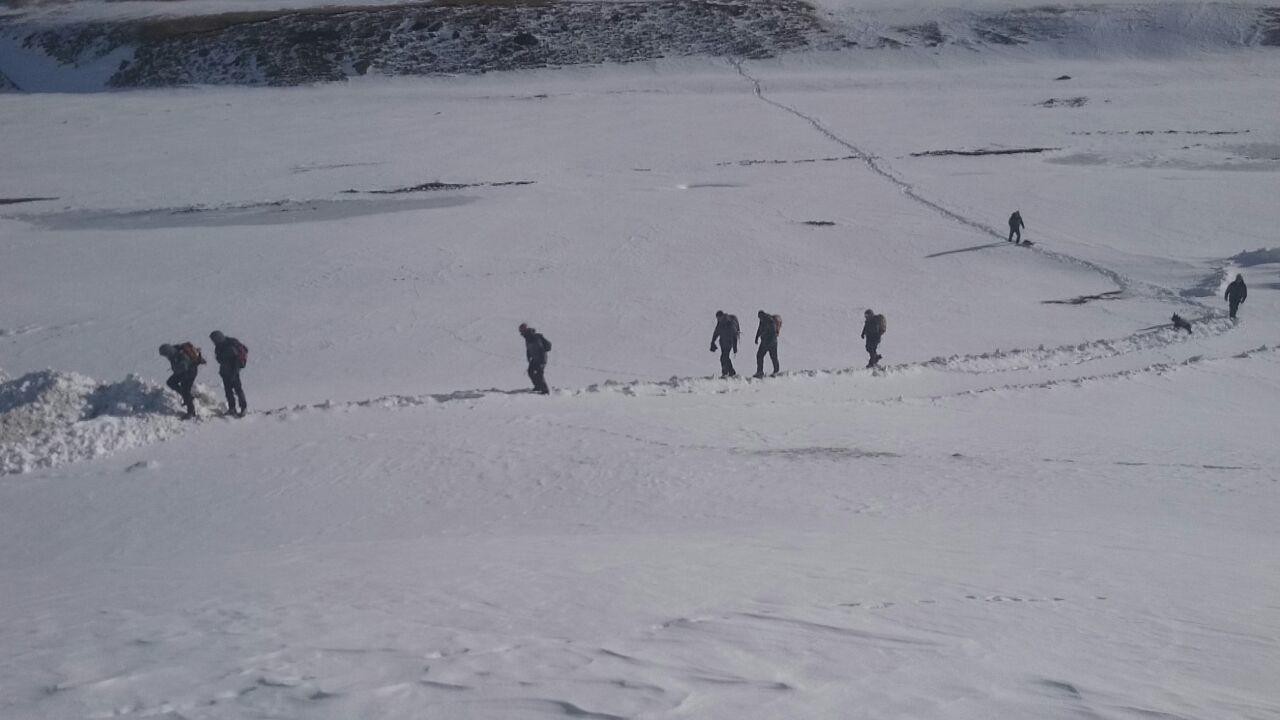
(925, 242, 1008, 259)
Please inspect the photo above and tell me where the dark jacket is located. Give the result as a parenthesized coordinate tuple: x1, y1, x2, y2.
(213, 336, 245, 373)
(712, 315, 739, 352)
(861, 317, 881, 340)
(162, 344, 202, 375)
(523, 330, 550, 366)
(1225, 278, 1247, 303)
(1009, 212, 1024, 230)
(755, 312, 777, 347)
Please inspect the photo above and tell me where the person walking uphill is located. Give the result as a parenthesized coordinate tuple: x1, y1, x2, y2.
(753, 310, 780, 378)
(519, 323, 552, 394)
(159, 341, 205, 419)
(1008, 210, 1025, 243)
(710, 310, 739, 378)
(210, 331, 248, 417)
(1225, 274, 1247, 320)
(861, 309, 886, 368)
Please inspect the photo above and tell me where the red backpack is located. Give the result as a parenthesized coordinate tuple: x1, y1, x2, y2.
(772, 314, 782, 335)
(232, 340, 248, 368)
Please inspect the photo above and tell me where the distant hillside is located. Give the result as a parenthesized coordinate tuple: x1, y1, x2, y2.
(1, 1, 1277, 91)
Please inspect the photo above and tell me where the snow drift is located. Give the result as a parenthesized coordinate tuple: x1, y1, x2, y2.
(0, 369, 193, 474)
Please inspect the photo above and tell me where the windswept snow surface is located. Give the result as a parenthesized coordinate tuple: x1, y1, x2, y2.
(2, 33, 1280, 720)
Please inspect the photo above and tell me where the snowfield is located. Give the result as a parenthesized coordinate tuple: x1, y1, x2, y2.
(2, 7, 1280, 720)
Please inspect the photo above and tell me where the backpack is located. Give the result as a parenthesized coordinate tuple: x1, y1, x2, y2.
(541, 336, 552, 353)
(232, 339, 248, 369)
(876, 314, 887, 335)
(772, 314, 782, 335)
(728, 314, 740, 339)
(178, 342, 204, 364)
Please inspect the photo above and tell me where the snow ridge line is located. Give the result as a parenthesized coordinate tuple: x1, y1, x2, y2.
(919, 316, 1237, 374)
(873, 354, 1205, 407)
(726, 59, 1204, 311)
(250, 337, 1271, 420)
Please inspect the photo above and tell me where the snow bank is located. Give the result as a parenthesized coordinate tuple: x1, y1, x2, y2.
(0, 370, 191, 475)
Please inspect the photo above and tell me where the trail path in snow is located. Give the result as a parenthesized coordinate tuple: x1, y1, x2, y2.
(728, 59, 1207, 312)
(249, 322, 1267, 419)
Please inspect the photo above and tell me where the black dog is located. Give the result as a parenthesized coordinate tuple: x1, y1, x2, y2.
(1171, 314, 1193, 334)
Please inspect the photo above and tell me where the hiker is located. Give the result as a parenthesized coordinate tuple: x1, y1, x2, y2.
(1225, 274, 1247, 320)
(861, 309, 886, 367)
(1008, 211, 1025, 243)
(753, 310, 780, 378)
(1171, 313, 1193, 333)
(710, 310, 739, 377)
(519, 323, 551, 394)
(159, 342, 205, 419)
(210, 330, 248, 417)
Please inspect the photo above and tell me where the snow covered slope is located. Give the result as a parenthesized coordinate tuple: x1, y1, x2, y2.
(2, 13, 1279, 720)
(2, 1, 1279, 89)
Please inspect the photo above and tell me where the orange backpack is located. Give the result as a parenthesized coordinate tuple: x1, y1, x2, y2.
(177, 342, 205, 365)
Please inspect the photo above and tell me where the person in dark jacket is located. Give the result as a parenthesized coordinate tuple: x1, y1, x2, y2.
(1008, 211, 1025, 243)
(159, 342, 204, 419)
(210, 330, 248, 417)
(710, 310, 739, 378)
(1225, 274, 1247, 320)
(860, 309, 883, 368)
(753, 310, 779, 378)
(519, 323, 551, 394)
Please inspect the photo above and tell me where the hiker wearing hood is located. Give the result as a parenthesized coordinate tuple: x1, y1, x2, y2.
(710, 310, 739, 378)
(159, 342, 205, 419)
(1225, 274, 1247, 319)
(753, 310, 780, 378)
(1008, 211, 1025, 243)
(519, 323, 551, 394)
(861, 309, 884, 368)
(210, 330, 248, 417)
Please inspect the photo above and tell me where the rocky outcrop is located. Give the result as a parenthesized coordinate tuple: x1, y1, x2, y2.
(15, 0, 843, 88)
(2, 2, 1278, 90)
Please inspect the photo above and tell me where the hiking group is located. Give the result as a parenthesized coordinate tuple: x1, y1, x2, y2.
(707, 307, 885, 380)
(711, 310, 786, 378)
(158, 331, 248, 419)
(157, 216, 1250, 405)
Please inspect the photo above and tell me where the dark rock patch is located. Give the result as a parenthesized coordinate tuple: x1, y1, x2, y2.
(18, 0, 838, 88)
(895, 22, 944, 47)
(1042, 290, 1123, 305)
(1258, 8, 1280, 45)
(344, 179, 534, 194)
(716, 154, 857, 167)
(1037, 96, 1088, 108)
(911, 147, 1058, 158)
(0, 196, 58, 205)
(1070, 129, 1248, 136)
